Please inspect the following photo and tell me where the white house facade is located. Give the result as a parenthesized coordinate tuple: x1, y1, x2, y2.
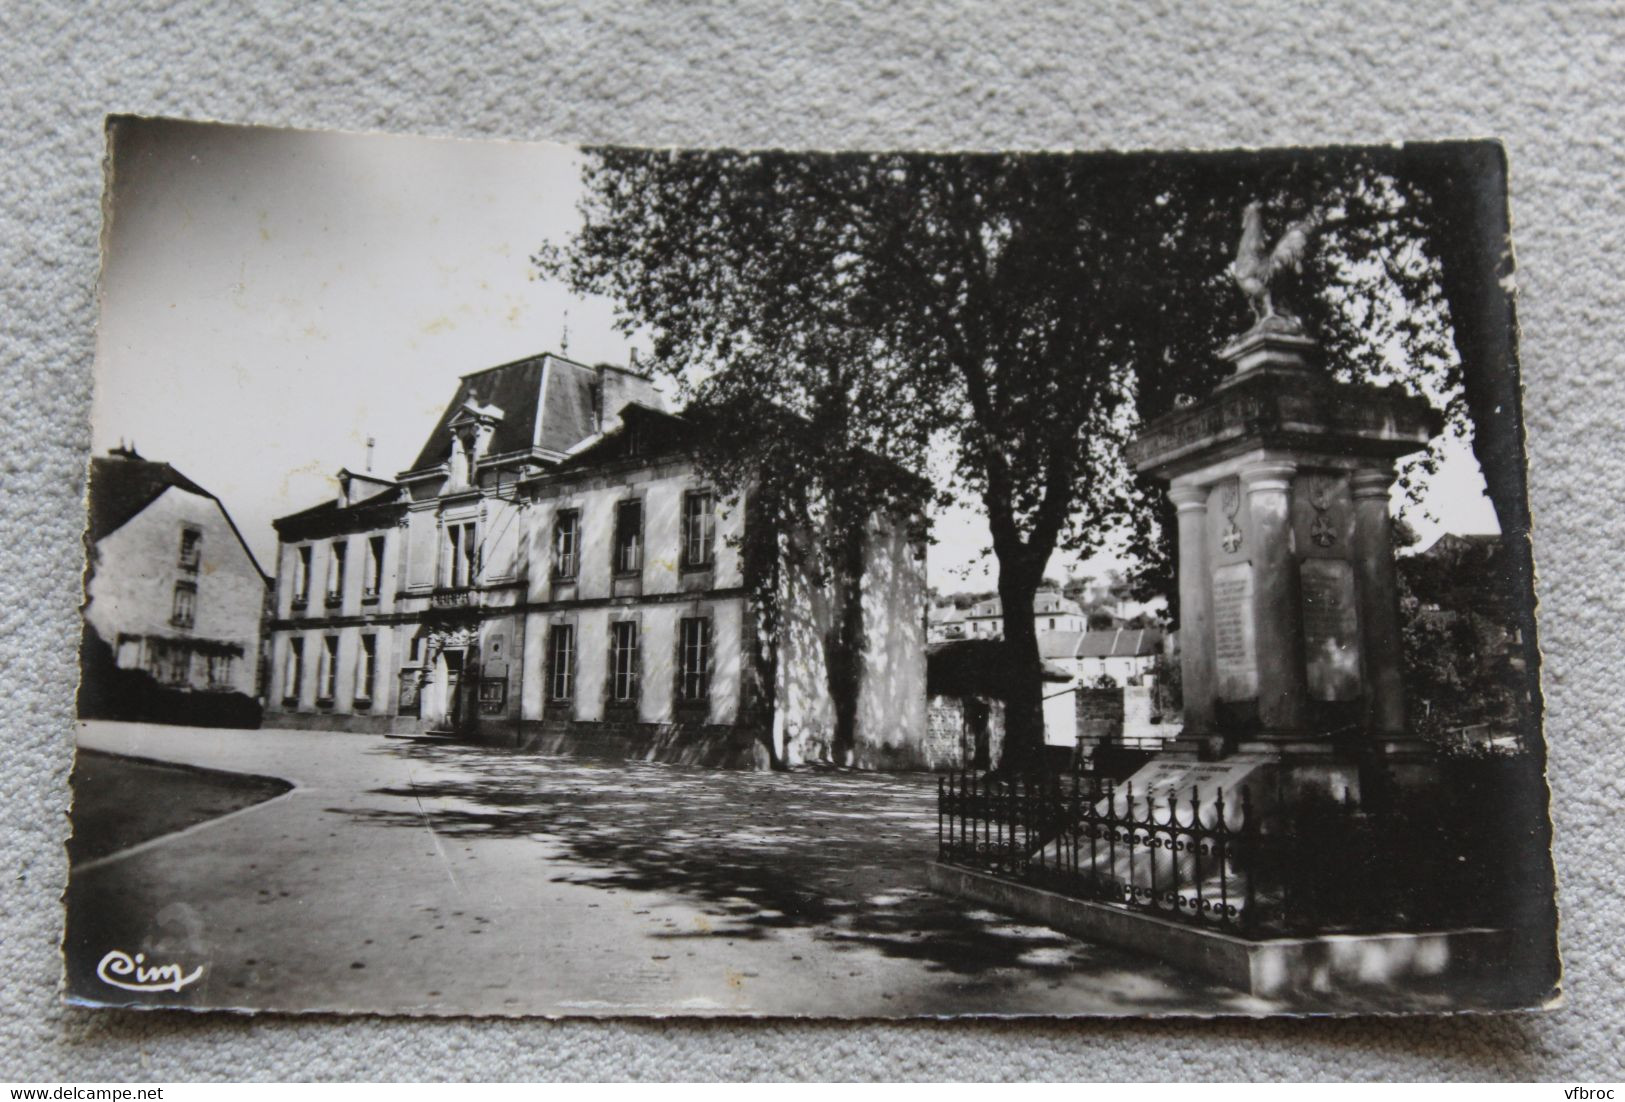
(963, 591, 1087, 638)
(263, 352, 929, 770)
(82, 448, 269, 706)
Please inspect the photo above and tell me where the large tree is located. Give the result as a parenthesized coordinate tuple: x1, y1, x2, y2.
(543, 143, 1535, 772)
(545, 151, 1162, 773)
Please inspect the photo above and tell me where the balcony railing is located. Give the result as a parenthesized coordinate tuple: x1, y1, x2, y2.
(431, 586, 474, 609)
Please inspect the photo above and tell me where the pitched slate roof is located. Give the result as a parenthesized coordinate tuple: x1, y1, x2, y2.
(404, 353, 663, 474)
(271, 486, 406, 540)
(1038, 630, 1085, 660)
(86, 450, 269, 581)
(1073, 627, 1163, 659)
(548, 402, 694, 474)
(86, 452, 214, 543)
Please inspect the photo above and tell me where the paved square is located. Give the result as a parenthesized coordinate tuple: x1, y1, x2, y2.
(67, 720, 1275, 1015)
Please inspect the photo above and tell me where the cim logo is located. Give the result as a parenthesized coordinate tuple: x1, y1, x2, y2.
(95, 949, 204, 993)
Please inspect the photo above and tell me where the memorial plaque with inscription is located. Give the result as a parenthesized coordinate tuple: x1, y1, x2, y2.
(1301, 557, 1362, 700)
(1212, 561, 1258, 700)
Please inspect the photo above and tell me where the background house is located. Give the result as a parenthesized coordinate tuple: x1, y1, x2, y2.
(80, 446, 269, 726)
(927, 604, 967, 642)
(958, 589, 1087, 639)
(1065, 627, 1163, 686)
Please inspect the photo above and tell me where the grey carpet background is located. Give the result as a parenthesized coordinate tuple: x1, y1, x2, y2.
(3, 0, 1619, 1082)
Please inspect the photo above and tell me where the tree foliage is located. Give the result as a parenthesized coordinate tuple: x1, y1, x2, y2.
(540, 142, 1533, 772)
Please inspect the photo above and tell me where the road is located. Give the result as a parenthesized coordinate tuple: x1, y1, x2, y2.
(66, 720, 1273, 1016)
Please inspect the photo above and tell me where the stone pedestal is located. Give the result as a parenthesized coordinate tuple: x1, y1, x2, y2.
(1123, 325, 1442, 807)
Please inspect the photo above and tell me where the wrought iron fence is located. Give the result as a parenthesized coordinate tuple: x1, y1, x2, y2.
(937, 764, 1507, 938)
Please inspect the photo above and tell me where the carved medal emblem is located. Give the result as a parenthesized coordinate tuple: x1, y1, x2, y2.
(1308, 475, 1338, 547)
(1220, 481, 1243, 553)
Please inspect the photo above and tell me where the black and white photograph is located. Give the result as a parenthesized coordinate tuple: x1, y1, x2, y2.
(66, 117, 1558, 1017)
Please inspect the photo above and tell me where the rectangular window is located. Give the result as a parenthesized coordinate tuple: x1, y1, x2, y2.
(681, 491, 716, 569)
(547, 623, 575, 701)
(364, 535, 385, 598)
(613, 500, 643, 575)
(609, 620, 639, 703)
(408, 630, 423, 663)
(356, 634, 377, 703)
(447, 522, 478, 587)
(206, 653, 234, 689)
(178, 526, 202, 572)
(552, 509, 580, 580)
(293, 545, 312, 606)
(319, 636, 339, 701)
(678, 617, 712, 704)
(327, 540, 347, 605)
(171, 581, 197, 628)
(148, 642, 187, 686)
(284, 638, 303, 701)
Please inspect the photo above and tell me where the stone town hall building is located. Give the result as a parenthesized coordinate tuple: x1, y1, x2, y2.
(264, 352, 929, 769)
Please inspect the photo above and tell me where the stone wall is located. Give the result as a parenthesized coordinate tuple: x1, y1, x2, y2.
(1075, 688, 1125, 742)
(261, 709, 419, 736)
(923, 695, 1005, 771)
(518, 717, 769, 769)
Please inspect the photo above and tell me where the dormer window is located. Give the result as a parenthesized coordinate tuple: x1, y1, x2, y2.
(452, 431, 475, 487)
(446, 401, 504, 491)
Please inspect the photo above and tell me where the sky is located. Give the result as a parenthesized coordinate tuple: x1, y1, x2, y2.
(92, 119, 1501, 588)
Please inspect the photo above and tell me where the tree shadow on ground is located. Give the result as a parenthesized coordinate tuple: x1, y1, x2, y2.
(325, 742, 1253, 1007)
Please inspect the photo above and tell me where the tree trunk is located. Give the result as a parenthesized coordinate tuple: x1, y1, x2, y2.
(1412, 144, 1544, 753)
(741, 490, 786, 770)
(996, 572, 1048, 776)
(823, 520, 868, 767)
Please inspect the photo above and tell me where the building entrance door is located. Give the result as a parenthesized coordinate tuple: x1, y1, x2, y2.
(442, 649, 465, 733)
(425, 647, 465, 734)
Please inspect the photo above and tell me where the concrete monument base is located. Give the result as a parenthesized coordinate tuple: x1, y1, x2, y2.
(926, 860, 1512, 1001)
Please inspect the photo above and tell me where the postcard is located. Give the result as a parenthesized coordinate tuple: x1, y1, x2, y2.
(67, 118, 1557, 1015)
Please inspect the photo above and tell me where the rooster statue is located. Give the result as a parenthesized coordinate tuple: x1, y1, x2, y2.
(1228, 200, 1320, 331)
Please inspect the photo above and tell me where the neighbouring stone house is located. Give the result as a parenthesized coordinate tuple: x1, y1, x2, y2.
(1061, 627, 1164, 686)
(263, 351, 929, 769)
(81, 446, 270, 722)
(926, 604, 967, 643)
